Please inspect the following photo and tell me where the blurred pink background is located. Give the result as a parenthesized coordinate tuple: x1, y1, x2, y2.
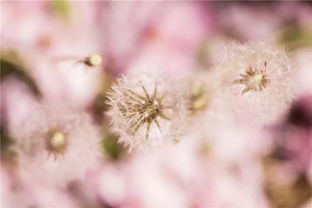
(1, 1, 312, 208)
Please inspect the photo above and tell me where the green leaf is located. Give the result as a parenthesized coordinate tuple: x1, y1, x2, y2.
(101, 134, 124, 161)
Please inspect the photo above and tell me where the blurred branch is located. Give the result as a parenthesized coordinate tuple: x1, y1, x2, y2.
(1, 59, 41, 97)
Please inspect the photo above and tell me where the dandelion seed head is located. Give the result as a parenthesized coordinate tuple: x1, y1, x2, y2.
(217, 41, 296, 124)
(13, 104, 101, 186)
(107, 67, 189, 152)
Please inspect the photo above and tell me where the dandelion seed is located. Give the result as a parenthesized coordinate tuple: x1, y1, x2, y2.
(54, 53, 102, 68)
(83, 54, 102, 67)
(107, 67, 189, 152)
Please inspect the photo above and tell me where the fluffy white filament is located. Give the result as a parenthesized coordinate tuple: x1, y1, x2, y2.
(107, 67, 189, 152)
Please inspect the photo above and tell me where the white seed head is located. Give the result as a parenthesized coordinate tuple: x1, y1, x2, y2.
(217, 41, 296, 124)
(13, 105, 101, 186)
(107, 67, 189, 152)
